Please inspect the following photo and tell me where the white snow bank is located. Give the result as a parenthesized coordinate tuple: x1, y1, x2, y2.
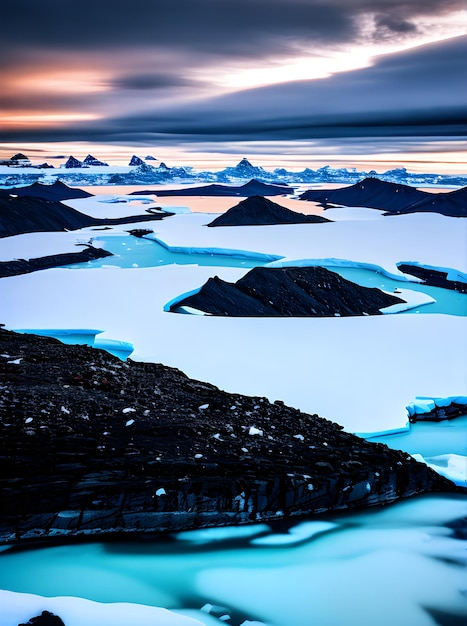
(379, 288, 435, 314)
(0, 231, 94, 262)
(63, 196, 169, 219)
(149, 211, 467, 279)
(322, 206, 386, 221)
(0, 590, 203, 626)
(412, 453, 467, 487)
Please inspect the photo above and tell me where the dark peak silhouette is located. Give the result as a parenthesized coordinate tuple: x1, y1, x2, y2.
(130, 178, 294, 197)
(171, 266, 405, 317)
(158, 161, 169, 169)
(64, 155, 83, 168)
(10, 152, 30, 161)
(208, 195, 330, 227)
(300, 177, 467, 217)
(237, 157, 255, 168)
(145, 154, 157, 160)
(0, 180, 92, 201)
(83, 154, 108, 166)
(0, 195, 172, 238)
(300, 177, 426, 211)
(394, 186, 467, 217)
(129, 154, 145, 166)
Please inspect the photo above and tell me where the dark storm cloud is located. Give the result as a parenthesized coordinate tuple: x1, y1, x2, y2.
(374, 15, 417, 34)
(2, 36, 465, 145)
(111, 73, 200, 90)
(104, 35, 467, 140)
(2, 0, 465, 62)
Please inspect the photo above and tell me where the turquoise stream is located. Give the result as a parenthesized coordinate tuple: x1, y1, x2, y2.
(67, 235, 279, 270)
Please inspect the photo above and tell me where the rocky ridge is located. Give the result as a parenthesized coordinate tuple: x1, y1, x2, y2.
(0, 329, 456, 545)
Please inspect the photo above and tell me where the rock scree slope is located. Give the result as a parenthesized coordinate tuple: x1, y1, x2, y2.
(0, 329, 455, 544)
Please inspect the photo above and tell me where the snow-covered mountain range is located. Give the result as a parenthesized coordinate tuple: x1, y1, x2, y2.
(1, 154, 465, 188)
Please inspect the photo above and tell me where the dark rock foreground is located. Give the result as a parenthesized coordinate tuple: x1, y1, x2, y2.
(207, 195, 330, 227)
(170, 266, 405, 316)
(0, 329, 455, 544)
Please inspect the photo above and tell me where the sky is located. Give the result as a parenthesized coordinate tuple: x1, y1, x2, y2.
(1, 0, 467, 171)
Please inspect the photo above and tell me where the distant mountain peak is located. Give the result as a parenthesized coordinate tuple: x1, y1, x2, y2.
(235, 158, 263, 170)
(83, 154, 108, 167)
(64, 156, 83, 169)
(10, 153, 30, 162)
(129, 155, 145, 166)
(145, 155, 157, 161)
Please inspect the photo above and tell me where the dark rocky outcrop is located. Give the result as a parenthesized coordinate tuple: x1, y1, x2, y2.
(207, 195, 330, 227)
(0, 180, 92, 201)
(0, 246, 113, 278)
(171, 266, 405, 316)
(0, 328, 455, 544)
(398, 264, 467, 293)
(0, 195, 173, 238)
(300, 177, 467, 217)
(19, 611, 65, 626)
(131, 179, 294, 197)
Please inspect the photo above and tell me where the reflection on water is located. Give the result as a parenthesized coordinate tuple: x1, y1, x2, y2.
(1, 494, 466, 626)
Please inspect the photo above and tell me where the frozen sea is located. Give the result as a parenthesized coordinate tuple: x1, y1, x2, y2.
(0, 185, 466, 626)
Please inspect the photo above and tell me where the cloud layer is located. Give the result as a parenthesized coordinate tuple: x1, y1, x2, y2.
(2, 1, 466, 147)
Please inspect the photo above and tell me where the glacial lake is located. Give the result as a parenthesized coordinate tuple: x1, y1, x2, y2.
(66, 235, 280, 270)
(64, 235, 467, 317)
